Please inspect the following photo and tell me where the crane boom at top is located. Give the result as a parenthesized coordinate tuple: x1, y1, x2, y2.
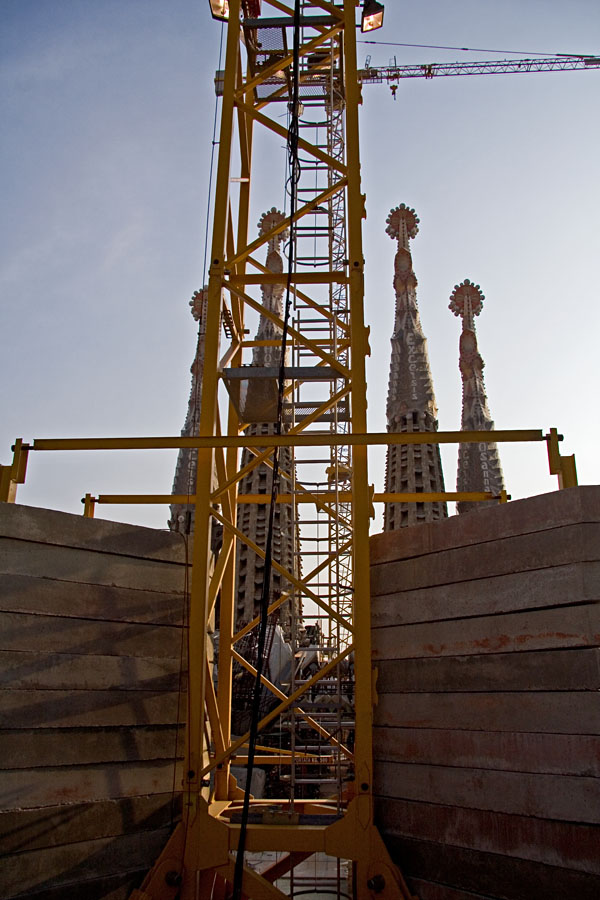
(358, 54, 600, 83)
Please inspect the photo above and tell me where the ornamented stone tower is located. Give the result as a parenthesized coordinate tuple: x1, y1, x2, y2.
(169, 287, 209, 534)
(235, 209, 297, 634)
(449, 279, 505, 514)
(384, 204, 447, 529)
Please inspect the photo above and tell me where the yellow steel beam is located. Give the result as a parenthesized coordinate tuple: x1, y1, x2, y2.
(208, 530, 234, 614)
(88, 490, 503, 506)
(264, 0, 295, 15)
(210, 385, 351, 504)
(546, 427, 578, 489)
(201, 644, 353, 778)
(0, 439, 29, 503)
(230, 756, 332, 766)
(226, 283, 350, 377)
(234, 101, 347, 177)
(255, 51, 342, 111)
(31, 429, 546, 452)
(247, 255, 350, 334)
(226, 825, 328, 854)
(231, 649, 353, 760)
(82, 493, 96, 518)
(232, 538, 352, 644)
(227, 272, 348, 285)
(213, 856, 291, 900)
(236, 25, 342, 99)
(180, 0, 242, 814)
(342, 0, 375, 872)
(224, 178, 347, 269)
(211, 507, 352, 632)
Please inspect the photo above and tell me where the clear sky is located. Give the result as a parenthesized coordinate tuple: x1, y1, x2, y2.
(1, 0, 599, 530)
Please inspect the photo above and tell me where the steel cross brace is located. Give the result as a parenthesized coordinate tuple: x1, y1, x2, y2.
(129, 799, 416, 900)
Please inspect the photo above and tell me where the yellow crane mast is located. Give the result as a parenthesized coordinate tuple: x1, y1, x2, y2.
(131, 1, 413, 897)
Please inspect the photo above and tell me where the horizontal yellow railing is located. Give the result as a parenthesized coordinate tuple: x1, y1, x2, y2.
(1, 428, 577, 514)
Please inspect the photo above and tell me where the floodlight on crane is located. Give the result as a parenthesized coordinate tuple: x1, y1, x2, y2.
(361, 0, 385, 32)
(208, 0, 229, 20)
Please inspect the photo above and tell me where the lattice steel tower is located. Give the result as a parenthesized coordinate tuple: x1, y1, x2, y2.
(235, 209, 297, 634)
(449, 279, 505, 513)
(384, 204, 447, 529)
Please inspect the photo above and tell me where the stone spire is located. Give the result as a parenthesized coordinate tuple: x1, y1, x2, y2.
(235, 208, 297, 635)
(384, 204, 447, 529)
(449, 279, 505, 514)
(168, 286, 210, 534)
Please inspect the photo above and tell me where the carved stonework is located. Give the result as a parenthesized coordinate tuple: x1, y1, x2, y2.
(169, 287, 209, 534)
(449, 279, 505, 514)
(384, 205, 447, 529)
(235, 209, 298, 635)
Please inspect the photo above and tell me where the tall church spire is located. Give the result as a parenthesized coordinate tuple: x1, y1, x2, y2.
(384, 204, 447, 529)
(169, 286, 209, 534)
(449, 279, 505, 514)
(235, 209, 297, 634)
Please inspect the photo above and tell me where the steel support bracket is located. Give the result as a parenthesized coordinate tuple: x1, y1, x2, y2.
(0, 439, 29, 503)
(324, 800, 416, 899)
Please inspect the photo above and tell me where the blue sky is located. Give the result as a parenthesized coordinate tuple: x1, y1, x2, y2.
(1, 0, 599, 529)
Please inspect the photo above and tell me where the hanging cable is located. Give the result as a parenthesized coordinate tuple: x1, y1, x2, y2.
(231, 1, 301, 897)
(357, 39, 591, 58)
(202, 22, 225, 287)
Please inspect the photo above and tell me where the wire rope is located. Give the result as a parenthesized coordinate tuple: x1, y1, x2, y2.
(202, 22, 225, 287)
(358, 40, 593, 58)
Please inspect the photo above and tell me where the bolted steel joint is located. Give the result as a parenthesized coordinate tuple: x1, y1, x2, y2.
(367, 874, 386, 894)
(165, 870, 182, 887)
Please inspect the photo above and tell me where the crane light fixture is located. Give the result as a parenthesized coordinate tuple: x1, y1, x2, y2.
(361, 0, 384, 33)
(208, 0, 229, 20)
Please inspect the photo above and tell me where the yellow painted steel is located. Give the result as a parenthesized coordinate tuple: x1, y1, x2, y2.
(30, 428, 546, 451)
(0, 439, 29, 503)
(547, 427, 578, 489)
(82, 493, 96, 518)
(87, 490, 506, 506)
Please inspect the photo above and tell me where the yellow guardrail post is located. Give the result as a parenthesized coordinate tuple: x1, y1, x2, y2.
(546, 428, 578, 490)
(82, 494, 97, 518)
(0, 439, 29, 503)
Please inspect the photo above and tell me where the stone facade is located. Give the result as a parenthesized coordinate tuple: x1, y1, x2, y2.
(384, 204, 447, 530)
(169, 287, 208, 534)
(449, 279, 505, 514)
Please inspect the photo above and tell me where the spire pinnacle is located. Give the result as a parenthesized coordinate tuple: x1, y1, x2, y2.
(451, 279, 505, 514)
(258, 206, 289, 244)
(386, 203, 419, 246)
(189, 287, 208, 328)
(449, 279, 484, 331)
(384, 204, 447, 530)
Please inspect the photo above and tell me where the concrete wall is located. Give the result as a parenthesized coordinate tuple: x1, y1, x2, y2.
(0, 504, 187, 899)
(371, 486, 600, 900)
